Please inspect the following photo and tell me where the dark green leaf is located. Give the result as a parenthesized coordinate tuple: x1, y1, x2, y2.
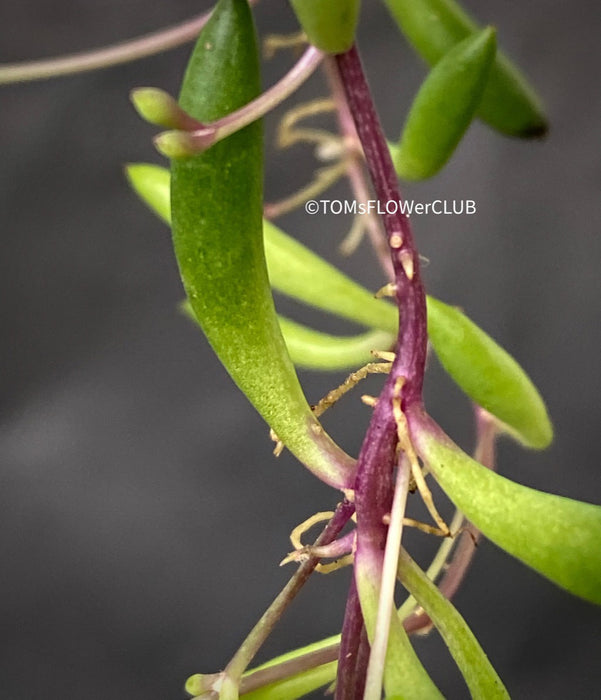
(392, 28, 496, 180)
(382, 0, 548, 137)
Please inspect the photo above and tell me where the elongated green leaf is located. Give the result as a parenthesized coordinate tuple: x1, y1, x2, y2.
(126, 163, 171, 224)
(412, 418, 601, 605)
(181, 302, 394, 371)
(170, 0, 353, 488)
(290, 0, 360, 54)
(382, 0, 547, 137)
(426, 296, 552, 449)
(263, 221, 398, 333)
(397, 549, 509, 699)
(240, 662, 336, 700)
(127, 167, 552, 446)
(356, 570, 443, 698)
(392, 28, 496, 180)
(126, 162, 399, 335)
(275, 316, 395, 370)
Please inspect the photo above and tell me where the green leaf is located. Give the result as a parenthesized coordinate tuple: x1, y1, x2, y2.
(274, 316, 395, 371)
(170, 0, 353, 488)
(125, 163, 399, 336)
(263, 220, 398, 334)
(126, 166, 553, 449)
(355, 570, 443, 698)
(290, 0, 360, 54)
(426, 296, 553, 449)
(382, 0, 548, 137)
(397, 549, 509, 699)
(125, 163, 171, 224)
(181, 302, 394, 371)
(240, 662, 336, 700)
(412, 419, 601, 605)
(392, 28, 496, 180)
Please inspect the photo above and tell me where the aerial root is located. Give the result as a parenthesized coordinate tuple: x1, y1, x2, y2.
(281, 511, 356, 573)
(392, 377, 450, 537)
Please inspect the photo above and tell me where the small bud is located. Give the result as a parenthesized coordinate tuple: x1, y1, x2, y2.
(184, 673, 220, 696)
(130, 87, 202, 130)
(154, 128, 215, 159)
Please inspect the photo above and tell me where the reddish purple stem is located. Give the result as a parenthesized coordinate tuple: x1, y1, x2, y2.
(333, 45, 429, 696)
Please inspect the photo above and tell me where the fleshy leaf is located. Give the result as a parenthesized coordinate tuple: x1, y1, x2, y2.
(125, 163, 171, 224)
(355, 569, 443, 698)
(126, 165, 552, 450)
(263, 220, 398, 333)
(382, 0, 548, 137)
(392, 28, 496, 180)
(397, 549, 509, 699)
(426, 296, 553, 449)
(273, 316, 395, 370)
(180, 302, 394, 371)
(125, 163, 399, 335)
(169, 0, 353, 487)
(411, 416, 601, 606)
(240, 662, 336, 700)
(290, 0, 360, 54)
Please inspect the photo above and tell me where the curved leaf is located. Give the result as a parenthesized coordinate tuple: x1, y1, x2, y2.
(290, 0, 360, 54)
(264, 220, 398, 334)
(392, 28, 496, 180)
(277, 316, 395, 370)
(382, 0, 548, 137)
(240, 662, 336, 700)
(125, 163, 399, 335)
(180, 302, 394, 371)
(355, 567, 443, 698)
(170, 0, 353, 487)
(397, 549, 509, 699)
(125, 163, 171, 224)
(426, 296, 553, 449)
(412, 415, 601, 606)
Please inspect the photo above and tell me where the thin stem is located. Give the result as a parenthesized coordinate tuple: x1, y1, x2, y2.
(336, 47, 427, 405)
(0, 10, 224, 85)
(220, 499, 355, 698)
(322, 57, 394, 281)
(333, 43, 429, 696)
(156, 46, 324, 156)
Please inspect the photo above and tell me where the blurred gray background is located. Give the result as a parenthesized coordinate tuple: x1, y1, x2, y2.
(1, 0, 600, 697)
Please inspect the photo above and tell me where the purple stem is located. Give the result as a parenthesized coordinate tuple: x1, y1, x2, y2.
(336, 577, 369, 700)
(333, 44, 429, 693)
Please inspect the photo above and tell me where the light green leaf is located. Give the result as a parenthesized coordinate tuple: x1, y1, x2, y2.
(413, 419, 601, 605)
(397, 549, 509, 699)
(125, 163, 170, 224)
(125, 164, 398, 337)
(356, 571, 443, 698)
(290, 0, 360, 54)
(426, 296, 553, 449)
(277, 316, 394, 370)
(240, 662, 336, 700)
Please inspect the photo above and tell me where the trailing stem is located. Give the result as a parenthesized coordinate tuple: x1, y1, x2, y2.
(334, 45, 430, 697)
